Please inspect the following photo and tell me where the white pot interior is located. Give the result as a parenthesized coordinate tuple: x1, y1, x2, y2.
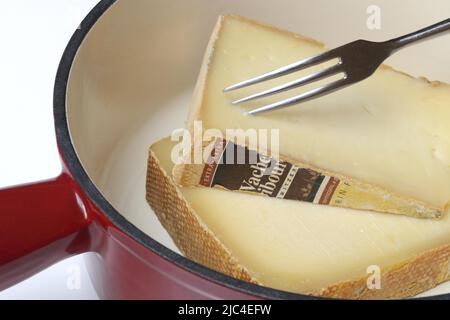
(66, 0, 450, 296)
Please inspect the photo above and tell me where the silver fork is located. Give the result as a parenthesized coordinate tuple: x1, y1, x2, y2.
(224, 18, 450, 115)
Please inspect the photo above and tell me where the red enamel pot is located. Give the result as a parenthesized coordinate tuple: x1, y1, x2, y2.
(0, 0, 302, 300)
(1, 0, 449, 299)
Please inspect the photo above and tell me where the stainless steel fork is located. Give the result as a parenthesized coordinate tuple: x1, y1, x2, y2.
(224, 18, 450, 115)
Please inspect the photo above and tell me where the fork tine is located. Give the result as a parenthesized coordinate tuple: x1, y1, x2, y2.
(247, 78, 349, 115)
(223, 49, 339, 92)
(231, 64, 342, 105)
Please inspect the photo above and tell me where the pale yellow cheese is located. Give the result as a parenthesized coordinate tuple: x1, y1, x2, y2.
(152, 137, 450, 295)
(188, 15, 450, 209)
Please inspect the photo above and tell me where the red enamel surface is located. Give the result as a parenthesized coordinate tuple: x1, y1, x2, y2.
(0, 172, 91, 290)
(0, 161, 256, 299)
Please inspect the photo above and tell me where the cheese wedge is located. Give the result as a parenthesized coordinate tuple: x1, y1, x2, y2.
(188, 15, 450, 212)
(147, 137, 450, 298)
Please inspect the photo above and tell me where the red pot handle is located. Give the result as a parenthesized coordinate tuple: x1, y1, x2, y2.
(0, 173, 92, 290)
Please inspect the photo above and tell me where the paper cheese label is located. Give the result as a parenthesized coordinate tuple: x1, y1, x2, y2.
(199, 139, 342, 205)
(174, 138, 442, 219)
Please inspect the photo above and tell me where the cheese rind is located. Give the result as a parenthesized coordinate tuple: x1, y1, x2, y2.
(188, 15, 450, 210)
(173, 138, 442, 218)
(146, 137, 450, 298)
(147, 139, 256, 283)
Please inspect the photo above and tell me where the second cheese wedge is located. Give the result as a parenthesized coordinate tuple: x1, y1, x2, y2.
(147, 137, 450, 298)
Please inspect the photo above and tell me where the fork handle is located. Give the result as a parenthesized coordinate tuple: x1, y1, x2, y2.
(387, 18, 450, 52)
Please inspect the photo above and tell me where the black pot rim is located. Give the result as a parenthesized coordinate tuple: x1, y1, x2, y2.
(53, 0, 449, 300)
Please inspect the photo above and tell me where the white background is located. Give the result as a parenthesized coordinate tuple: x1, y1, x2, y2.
(0, 0, 100, 300)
